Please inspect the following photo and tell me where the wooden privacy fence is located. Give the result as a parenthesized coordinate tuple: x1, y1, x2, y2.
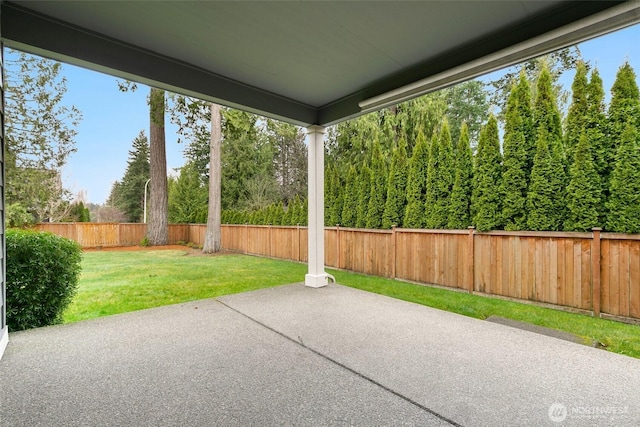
(35, 223, 640, 321)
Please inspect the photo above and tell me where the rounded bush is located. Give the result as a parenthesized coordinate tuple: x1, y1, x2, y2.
(6, 229, 82, 331)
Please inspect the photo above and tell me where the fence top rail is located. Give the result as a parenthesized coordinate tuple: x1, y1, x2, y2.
(37, 222, 145, 226)
(247, 225, 302, 230)
(602, 232, 640, 241)
(395, 228, 468, 235)
(330, 227, 392, 234)
(475, 230, 593, 239)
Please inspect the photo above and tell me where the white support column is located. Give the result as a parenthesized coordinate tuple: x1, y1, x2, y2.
(305, 125, 328, 288)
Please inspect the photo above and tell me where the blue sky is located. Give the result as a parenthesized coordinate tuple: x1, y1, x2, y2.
(6, 23, 640, 204)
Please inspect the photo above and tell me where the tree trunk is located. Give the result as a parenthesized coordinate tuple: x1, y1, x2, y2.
(147, 88, 169, 245)
(203, 103, 222, 253)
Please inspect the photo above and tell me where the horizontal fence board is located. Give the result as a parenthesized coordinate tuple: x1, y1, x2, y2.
(31, 223, 640, 320)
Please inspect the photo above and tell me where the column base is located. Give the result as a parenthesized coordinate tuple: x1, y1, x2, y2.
(0, 327, 8, 361)
(305, 273, 329, 288)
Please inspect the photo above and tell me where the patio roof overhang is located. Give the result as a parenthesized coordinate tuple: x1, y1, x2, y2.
(2, 1, 639, 127)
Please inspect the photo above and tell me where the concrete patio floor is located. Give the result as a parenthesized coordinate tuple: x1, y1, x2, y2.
(1, 283, 639, 426)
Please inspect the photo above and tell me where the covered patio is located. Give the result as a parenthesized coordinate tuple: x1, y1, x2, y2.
(2, 283, 639, 425)
(2, 1, 640, 424)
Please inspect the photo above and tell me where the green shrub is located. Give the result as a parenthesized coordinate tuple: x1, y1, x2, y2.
(6, 229, 82, 331)
(6, 203, 34, 228)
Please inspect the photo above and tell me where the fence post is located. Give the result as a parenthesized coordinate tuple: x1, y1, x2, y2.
(296, 225, 301, 262)
(468, 226, 475, 294)
(269, 225, 273, 257)
(245, 224, 249, 254)
(336, 225, 341, 269)
(391, 226, 397, 279)
(592, 227, 602, 317)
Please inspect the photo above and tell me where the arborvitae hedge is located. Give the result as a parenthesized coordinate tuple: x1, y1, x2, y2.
(423, 129, 440, 228)
(366, 142, 388, 229)
(382, 137, 408, 228)
(430, 119, 454, 229)
(527, 61, 566, 231)
(472, 115, 503, 231)
(609, 62, 640, 135)
(564, 132, 601, 231)
(448, 122, 473, 229)
(502, 80, 530, 231)
(356, 164, 372, 228)
(585, 68, 609, 221)
(327, 166, 344, 226)
(526, 129, 566, 231)
(607, 62, 640, 184)
(606, 123, 640, 233)
(533, 62, 564, 148)
(404, 130, 429, 228)
(565, 61, 589, 167)
(341, 165, 358, 227)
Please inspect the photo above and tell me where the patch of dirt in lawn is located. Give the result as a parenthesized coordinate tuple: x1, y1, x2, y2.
(83, 245, 230, 257)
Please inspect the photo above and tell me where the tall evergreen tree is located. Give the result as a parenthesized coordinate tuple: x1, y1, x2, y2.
(443, 80, 489, 149)
(326, 113, 382, 171)
(430, 119, 455, 228)
(472, 115, 503, 231)
(526, 62, 566, 231)
(565, 61, 589, 167)
(267, 119, 307, 203)
(393, 93, 447, 155)
(107, 131, 150, 222)
(526, 128, 567, 231)
(502, 79, 530, 231)
(606, 123, 640, 233)
(355, 164, 372, 228)
(168, 162, 208, 224)
(300, 197, 308, 226)
(584, 68, 608, 221)
(282, 200, 294, 226)
(607, 62, 640, 183)
(564, 132, 601, 231)
(424, 129, 440, 228)
(404, 130, 430, 228)
(340, 166, 358, 227)
(324, 164, 335, 225)
(533, 61, 564, 152)
(448, 122, 473, 229)
(382, 138, 409, 228)
(327, 166, 344, 226)
(366, 142, 388, 229)
(513, 72, 536, 181)
(221, 110, 274, 210)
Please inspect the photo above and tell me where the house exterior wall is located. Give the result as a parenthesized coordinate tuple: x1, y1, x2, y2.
(0, 11, 8, 360)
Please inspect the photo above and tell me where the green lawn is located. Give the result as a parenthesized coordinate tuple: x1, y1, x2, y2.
(63, 250, 306, 322)
(66, 249, 640, 359)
